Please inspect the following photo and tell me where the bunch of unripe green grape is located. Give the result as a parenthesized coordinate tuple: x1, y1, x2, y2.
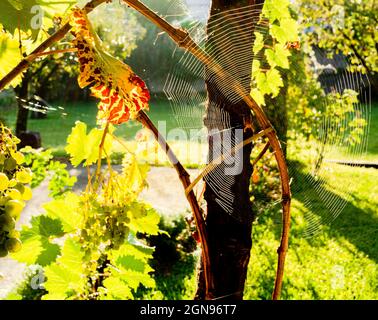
(0, 126, 32, 257)
(80, 201, 131, 259)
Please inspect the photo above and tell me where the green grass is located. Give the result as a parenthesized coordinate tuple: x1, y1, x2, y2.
(1, 100, 377, 162)
(170, 161, 378, 300)
(0, 99, 181, 152)
(244, 162, 378, 299)
(1, 99, 208, 166)
(1, 98, 377, 299)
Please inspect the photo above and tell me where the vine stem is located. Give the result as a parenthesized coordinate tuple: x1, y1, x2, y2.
(109, 116, 213, 297)
(95, 122, 110, 185)
(122, 0, 291, 300)
(0, 0, 107, 91)
(252, 141, 271, 167)
(136, 110, 214, 299)
(25, 48, 78, 61)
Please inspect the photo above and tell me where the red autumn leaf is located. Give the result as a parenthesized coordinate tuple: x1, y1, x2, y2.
(70, 8, 150, 125)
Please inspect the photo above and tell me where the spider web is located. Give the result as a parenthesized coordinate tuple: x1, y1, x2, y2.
(159, 0, 371, 237)
(5, 0, 372, 238)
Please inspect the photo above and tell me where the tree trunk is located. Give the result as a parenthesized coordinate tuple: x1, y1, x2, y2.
(14, 75, 30, 136)
(196, 0, 264, 300)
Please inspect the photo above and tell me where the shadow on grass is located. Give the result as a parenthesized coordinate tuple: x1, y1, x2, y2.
(289, 159, 378, 263)
(146, 216, 197, 300)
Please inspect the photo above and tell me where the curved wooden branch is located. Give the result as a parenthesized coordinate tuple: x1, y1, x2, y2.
(136, 110, 214, 299)
(252, 141, 271, 167)
(0, 0, 214, 299)
(0, 0, 107, 91)
(123, 0, 291, 300)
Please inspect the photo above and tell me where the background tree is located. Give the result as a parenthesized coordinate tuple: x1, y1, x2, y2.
(128, 0, 192, 96)
(296, 0, 378, 97)
(195, 0, 264, 300)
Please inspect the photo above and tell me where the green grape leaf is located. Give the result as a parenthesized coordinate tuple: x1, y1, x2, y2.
(111, 242, 154, 263)
(47, 161, 77, 198)
(65, 121, 113, 167)
(122, 154, 149, 194)
(11, 215, 64, 266)
(57, 237, 84, 271)
(128, 203, 160, 236)
(43, 192, 82, 233)
(250, 88, 266, 106)
(5, 292, 22, 300)
(115, 255, 146, 273)
(251, 67, 284, 104)
(251, 59, 261, 80)
(7, 0, 23, 10)
(0, 32, 23, 88)
(265, 46, 291, 69)
(262, 0, 290, 22)
(119, 269, 155, 290)
(0, 0, 76, 40)
(270, 24, 286, 44)
(253, 32, 264, 54)
(255, 72, 269, 95)
(108, 263, 155, 292)
(270, 18, 299, 44)
(266, 68, 284, 97)
(280, 18, 299, 42)
(43, 238, 85, 300)
(104, 241, 155, 298)
(102, 277, 133, 299)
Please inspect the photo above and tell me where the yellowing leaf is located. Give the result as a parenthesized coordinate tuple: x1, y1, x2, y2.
(266, 68, 284, 97)
(253, 32, 264, 54)
(43, 238, 85, 300)
(122, 154, 149, 194)
(0, 32, 23, 88)
(43, 192, 82, 233)
(70, 8, 150, 124)
(103, 277, 133, 299)
(250, 88, 266, 106)
(65, 121, 113, 167)
(265, 46, 291, 69)
(0, 0, 76, 40)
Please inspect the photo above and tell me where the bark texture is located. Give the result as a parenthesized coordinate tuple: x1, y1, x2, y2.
(14, 75, 29, 136)
(196, 0, 264, 300)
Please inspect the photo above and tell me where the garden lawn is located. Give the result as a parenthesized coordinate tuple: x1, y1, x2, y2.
(244, 162, 378, 299)
(158, 161, 378, 300)
(1, 100, 180, 152)
(1, 99, 377, 299)
(1, 101, 377, 162)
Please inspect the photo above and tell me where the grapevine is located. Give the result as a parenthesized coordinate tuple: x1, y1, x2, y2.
(0, 125, 32, 257)
(10, 122, 160, 300)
